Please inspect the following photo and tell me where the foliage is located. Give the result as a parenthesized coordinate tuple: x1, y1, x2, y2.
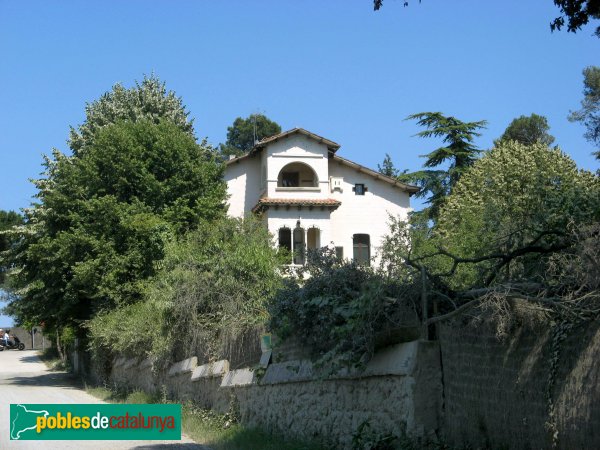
(5, 118, 226, 332)
(377, 153, 401, 178)
(495, 113, 555, 147)
(69, 74, 194, 155)
(351, 420, 397, 450)
(429, 141, 600, 290)
(268, 248, 419, 371)
(220, 113, 281, 158)
(373, 1, 600, 38)
(87, 216, 283, 366)
(569, 66, 600, 156)
(0, 210, 23, 285)
(400, 112, 487, 221)
(551, 0, 600, 37)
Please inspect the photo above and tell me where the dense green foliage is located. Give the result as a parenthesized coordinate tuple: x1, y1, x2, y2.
(569, 66, 600, 156)
(219, 114, 281, 158)
(422, 141, 600, 290)
(5, 119, 226, 332)
(268, 249, 417, 371)
(0, 210, 23, 286)
(69, 75, 194, 155)
(399, 112, 487, 220)
(88, 216, 283, 366)
(496, 113, 555, 146)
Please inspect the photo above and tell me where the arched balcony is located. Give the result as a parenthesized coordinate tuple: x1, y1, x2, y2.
(277, 162, 319, 189)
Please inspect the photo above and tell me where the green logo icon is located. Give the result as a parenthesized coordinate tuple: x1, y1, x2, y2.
(10, 403, 181, 440)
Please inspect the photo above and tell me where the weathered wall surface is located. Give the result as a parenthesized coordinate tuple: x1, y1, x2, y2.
(439, 320, 600, 450)
(0, 326, 48, 349)
(103, 340, 442, 448)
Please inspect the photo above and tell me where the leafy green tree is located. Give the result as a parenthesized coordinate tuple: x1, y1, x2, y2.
(69, 74, 194, 155)
(401, 112, 487, 220)
(5, 119, 226, 332)
(569, 66, 600, 157)
(495, 113, 555, 147)
(373, 1, 600, 37)
(0, 210, 23, 286)
(220, 113, 281, 158)
(432, 140, 600, 290)
(87, 216, 283, 366)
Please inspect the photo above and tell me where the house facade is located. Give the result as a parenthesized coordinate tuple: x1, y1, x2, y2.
(224, 128, 418, 266)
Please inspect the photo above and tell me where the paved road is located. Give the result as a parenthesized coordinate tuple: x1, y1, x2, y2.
(0, 350, 209, 450)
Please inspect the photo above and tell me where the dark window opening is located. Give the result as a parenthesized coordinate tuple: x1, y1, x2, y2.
(281, 172, 300, 187)
(279, 228, 291, 252)
(293, 227, 305, 265)
(335, 246, 344, 260)
(353, 234, 370, 265)
(354, 184, 366, 195)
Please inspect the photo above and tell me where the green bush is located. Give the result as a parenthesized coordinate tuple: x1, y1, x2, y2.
(268, 248, 418, 372)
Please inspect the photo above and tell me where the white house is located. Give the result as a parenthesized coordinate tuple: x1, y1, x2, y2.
(224, 128, 418, 266)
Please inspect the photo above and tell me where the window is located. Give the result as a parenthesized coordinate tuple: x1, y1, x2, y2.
(335, 246, 344, 260)
(293, 226, 305, 265)
(277, 163, 318, 188)
(353, 183, 366, 195)
(279, 228, 291, 252)
(353, 234, 370, 265)
(281, 172, 299, 187)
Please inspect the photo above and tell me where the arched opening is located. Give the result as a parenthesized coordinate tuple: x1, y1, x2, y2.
(307, 227, 320, 251)
(278, 227, 291, 253)
(293, 225, 305, 265)
(353, 234, 370, 266)
(277, 162, 318, 188)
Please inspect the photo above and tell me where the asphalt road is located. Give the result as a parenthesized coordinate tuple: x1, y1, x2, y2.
(0, 350, 209, 450)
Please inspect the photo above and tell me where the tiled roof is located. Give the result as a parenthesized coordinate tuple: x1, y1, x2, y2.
(253, 128, 341, 152)
(252, 197, 341, 213)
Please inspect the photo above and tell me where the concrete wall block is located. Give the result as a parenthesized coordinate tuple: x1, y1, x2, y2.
(167, 356, 198, 377)
(221, 367, 256, 387)
(191, 359, 230, 381)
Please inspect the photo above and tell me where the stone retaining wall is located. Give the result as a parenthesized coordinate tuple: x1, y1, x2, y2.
(105, 340, 442, 447)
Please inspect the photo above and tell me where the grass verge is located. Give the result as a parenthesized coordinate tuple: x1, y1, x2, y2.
(85, 385, 326, 450)
(37, 347, 71, 372)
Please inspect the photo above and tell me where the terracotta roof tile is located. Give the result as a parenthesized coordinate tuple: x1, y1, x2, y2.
(252, 197, 341, 213)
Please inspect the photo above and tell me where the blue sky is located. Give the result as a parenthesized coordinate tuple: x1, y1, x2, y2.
(0, 1, 598, 324)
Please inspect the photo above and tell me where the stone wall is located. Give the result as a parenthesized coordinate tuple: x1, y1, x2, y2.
(104, 340, 443, 447)
(439, 320, 600, 450)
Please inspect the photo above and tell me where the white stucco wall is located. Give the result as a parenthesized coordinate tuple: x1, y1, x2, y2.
(328, 160, 411, 266)
(224, 155, 262, 217)
(266, 135, 329, 199)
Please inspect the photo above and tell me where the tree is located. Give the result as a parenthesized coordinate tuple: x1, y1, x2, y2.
(495, 113, 555, 147)
(377, 153, 401, 177)
(0, 210, 23, 286)
(551, 1, 600, 37)
(5, 84, 227, 332)
(432, 140, 600, 290)
(69, 74, 194, 155)
(87, 216, 284, 366)
(219, 114, 281, 158)
(400, 112, 487, 220)
(569, 66, 600, 157)
(373, 1, 600, 37)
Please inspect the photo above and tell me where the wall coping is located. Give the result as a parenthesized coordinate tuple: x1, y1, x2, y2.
(191, 360, 229, 381)
(167, 356, 198, 377)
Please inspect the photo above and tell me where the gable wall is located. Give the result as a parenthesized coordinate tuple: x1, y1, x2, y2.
(224, 156, 262, 217)
(266, 135, 329, 199)
(328, 160, 411, 265)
